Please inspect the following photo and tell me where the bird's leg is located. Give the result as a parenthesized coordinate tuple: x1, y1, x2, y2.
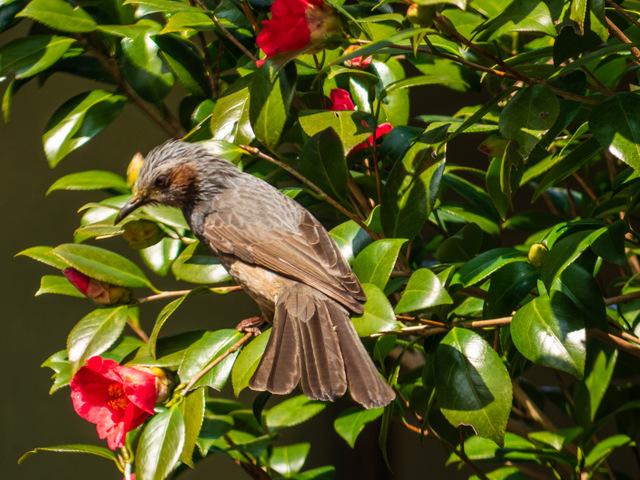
(235, 316, 267, 336)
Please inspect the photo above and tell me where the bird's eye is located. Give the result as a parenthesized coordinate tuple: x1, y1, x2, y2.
(155, 175, 168, 188)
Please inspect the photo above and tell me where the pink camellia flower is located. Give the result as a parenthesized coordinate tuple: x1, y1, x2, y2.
(342, 45, 372, 69)
(63, 267, 135, 305)
(70, 356, 157, 450)
(328, 88, 393, 154)
(256, 0, 340, 66)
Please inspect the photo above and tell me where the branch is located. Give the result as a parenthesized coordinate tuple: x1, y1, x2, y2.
(605, 15, 640, 64)
(138, 286, 242, 304)
(587, 329, 640, 358)
(239, 145, 380, 239)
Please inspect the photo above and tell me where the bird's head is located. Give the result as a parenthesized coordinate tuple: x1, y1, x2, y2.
(115, 140, 237, 224)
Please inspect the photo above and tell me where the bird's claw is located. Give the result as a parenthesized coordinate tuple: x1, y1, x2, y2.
(236, 316, 266, 336)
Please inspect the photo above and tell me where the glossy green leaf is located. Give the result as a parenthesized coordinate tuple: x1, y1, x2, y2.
(19, 444, 116, 464)
(47, 170, 129, 195)
(413, 0, 466, 7)
(286, 466, 335, 480)
(574, 343, 617, 426)
(160, 11, 213, 33)
(381, 126, 447, 240)
(329, 220, 373, 264)
(434, 328, 512, 446)
(299, 127, 348, 202)
(451, 248, 524, 288)
(123, 0, 201, 14)
(51, 243, 151, 288)
(136, 406, 185, 480)
(179, 387, 205, 468)
(250, 63, 296, 152)
(16, 245, 69, 270)
(499, 85, 559, 159)
(585, 434, 634, 468)
(171, 242, 231, 284)
(67, 306, 129, 375)
(351, 283, 401, 337)
(395, 268, 452, 313)
(476, 0, 556, 39)
(483, 262, 538, 319)
(139, 237, 181, 277)
(178, 329, 243, 389)
(43, 90, 127, 167)
(17, 0, 96, 32)
(528, 427, 582, 451)
(510, 292, 586, 378)
(36, 275, 85, 297)
(266, 395, 326, 428)
(470, 467, 525, 480)
(590, 92, 640, 171)
(270, 443, 310, 476)
(299, 110, 375, 154)
(353, 238, 406, 290)
(41, 350, 71, 393)
(121, 32, 174, 104)
(551, 263, 606, 329)
(155, 34, 210, 98)
(0, 35, 74, 78)
(434, 222, 483, 262)
(231, 328, 270, 396)
(209, 77, 254, 144)
(334, 406, 384, 448)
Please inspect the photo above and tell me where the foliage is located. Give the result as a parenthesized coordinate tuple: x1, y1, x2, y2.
(6, 0, 640, 478)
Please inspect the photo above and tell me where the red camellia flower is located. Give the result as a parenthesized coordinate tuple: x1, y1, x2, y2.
(63, 267, 135, 305)
(328, 88, 393, 153)
(256, 0, 340, 66)
(70, 356, 157, 450)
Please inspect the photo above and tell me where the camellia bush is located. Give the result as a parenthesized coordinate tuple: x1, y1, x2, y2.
(5, 0, 640, 478)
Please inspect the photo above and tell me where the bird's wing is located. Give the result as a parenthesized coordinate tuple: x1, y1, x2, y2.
(203, 207, 365, 313)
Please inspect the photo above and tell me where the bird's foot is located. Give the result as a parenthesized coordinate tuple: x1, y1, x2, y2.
(236, 316, 266, 336)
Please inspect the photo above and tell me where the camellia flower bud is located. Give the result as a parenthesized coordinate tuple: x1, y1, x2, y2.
(126, 153, 145, 187)
(256, 0, 342, 66)
(406, 3, 435, 27)
(122, 220, 164, 249)
(343, 45, 372, 69)
(527, 243, 548, 268)
(132, 366, 174, 403)
(63, 267, 135, 305)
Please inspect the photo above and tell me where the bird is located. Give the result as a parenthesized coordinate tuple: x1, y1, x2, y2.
(115, 140, 395, 408)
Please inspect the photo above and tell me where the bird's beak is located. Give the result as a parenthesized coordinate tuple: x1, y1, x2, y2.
(115, 193, 147, 224)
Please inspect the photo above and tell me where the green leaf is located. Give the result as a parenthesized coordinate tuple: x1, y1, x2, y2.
(299, 110, 375, 154)
(353, 238, 406, 290)
(0, 35, 74, 78)
(67, 306, 130, 375)
(36, 275, 85, 297)
(51, 243, 152, 288)
(17, 0, 97, 32)
(178, 329, 243, 389)
(510, 292, 586, 378)
(171, 242, 231, 284)
(413, 0, 466, 7)
(590, 92, 640, 171)
(395, 268, 453, 313)
(231, 328, 270, 396)
(47, 170, 129, 195)
(16, 245, 69, 269)
(476, 0, 556, 39)
(299, 127, 348, 202)
(266, 395, 326, 428)
(333, 406, 384, 448)
(19, 444, 117, 464)
(434, 328, 512, 446)
(123, 0, 201, 14)
(483, 262, 538, 319)
(351, 283, 401, 337)
(528, 427, 582, 451)
(452, 248, 524, 288)
(160, 11, 213, 33)
(140, 237, 181, 277)
(121, 32, 174, 104)
(250, 63, 296, 152)
(381, 126, 447, 240)
(329, 220, 373, 264)
(270, 443, 310, 476)
(585, 434, 634, 468)
(286, 466, 336, 480)
(43, 90, 127, 167)
(574, 343, 617, 426)
(499, 85, 560, 159)
(434, 222, 483, 262)
(155, 34, 210, 98)
(136, 406, 185, 480)
(551, 263, 606, 329)
(42, 350, 71, 393)
(209, 76, 254, 144)
(179, 387, 205, 468)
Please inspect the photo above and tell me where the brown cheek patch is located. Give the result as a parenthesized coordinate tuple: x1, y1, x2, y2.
(170, 163, 198, 192)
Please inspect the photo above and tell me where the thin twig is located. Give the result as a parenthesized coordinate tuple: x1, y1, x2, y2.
(182, 332, 254, 394)
(605, 0, 640, 30)
(587, 329, 640, 358)
(239, 145, 380, 239)
(138, 286, 242, 304)
(605, 16, 640, 64)
(604, 289, 640, 306)
(127, 319, 149, 343)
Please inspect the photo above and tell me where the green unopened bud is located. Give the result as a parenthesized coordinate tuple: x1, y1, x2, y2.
(527, 243, 548, 268)
(127, 153, 145, 187)
(122, 220, 164, 249)
(406, 4, 435, 27)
